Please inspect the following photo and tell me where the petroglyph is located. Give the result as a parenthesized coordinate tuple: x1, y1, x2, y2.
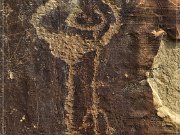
(80, 48, 115, 135)
(31, 0, 121, 134)
(147, 39, 180, 129)
(31, 0, 121, 64)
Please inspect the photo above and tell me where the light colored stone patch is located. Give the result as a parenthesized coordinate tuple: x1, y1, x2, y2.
(147, 39, 180, 129)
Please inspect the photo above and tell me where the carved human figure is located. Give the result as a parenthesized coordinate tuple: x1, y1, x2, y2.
(31, 0, 121, 134)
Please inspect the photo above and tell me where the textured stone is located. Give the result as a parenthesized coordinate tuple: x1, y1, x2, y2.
(148, 38, 180, 129)
(0, 0, 180, 135)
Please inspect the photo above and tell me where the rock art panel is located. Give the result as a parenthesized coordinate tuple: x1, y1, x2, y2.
(31, 0, 121, 134)
(1, 0, 180, 134)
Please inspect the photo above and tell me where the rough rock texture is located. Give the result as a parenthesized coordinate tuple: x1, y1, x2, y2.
(148, 39, 180, 129)
(0, 0, 180, 135)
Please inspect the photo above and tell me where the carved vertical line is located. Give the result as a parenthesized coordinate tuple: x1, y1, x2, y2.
(91, 48, 114, 135)
(91, 48, 101, 135)
(64, 64, 80, 135)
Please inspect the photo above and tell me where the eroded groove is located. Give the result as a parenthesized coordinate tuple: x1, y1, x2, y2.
(81, 48, 114, 135)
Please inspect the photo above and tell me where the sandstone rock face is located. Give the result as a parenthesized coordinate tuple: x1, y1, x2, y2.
(0, 0, 180, 135)
(148, 39, 180, 129)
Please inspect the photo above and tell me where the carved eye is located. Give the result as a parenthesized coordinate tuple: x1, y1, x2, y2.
(41, 9, 69, 33)
(31, 0, 121, 63)
(40, 0, 118, 40)
(65, 0, 117, 40)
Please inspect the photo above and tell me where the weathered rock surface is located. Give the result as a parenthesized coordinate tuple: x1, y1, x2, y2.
(148, 39, 180, 130)
(0, 0, 180, 134)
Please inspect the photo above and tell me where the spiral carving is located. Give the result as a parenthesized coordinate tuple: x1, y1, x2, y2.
(31, 0, 121, 64)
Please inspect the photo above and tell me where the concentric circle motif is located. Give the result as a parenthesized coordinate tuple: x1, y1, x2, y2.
(31, 0, 121, 64)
